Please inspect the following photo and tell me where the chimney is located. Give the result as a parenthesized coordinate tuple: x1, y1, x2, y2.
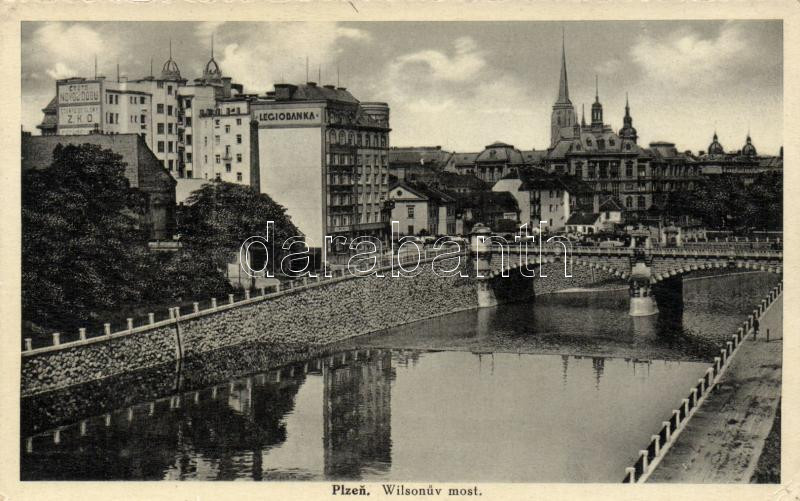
(323, 84, 335, 90)
(273, 83, 296, 101)
(306, 81, 317, 87)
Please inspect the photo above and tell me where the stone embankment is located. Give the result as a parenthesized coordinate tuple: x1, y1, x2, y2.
(22, 255, 477, 396)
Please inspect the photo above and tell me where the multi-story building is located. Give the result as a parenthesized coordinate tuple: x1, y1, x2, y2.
(696, 132, 782, 183)
(251, 83, 391, 248)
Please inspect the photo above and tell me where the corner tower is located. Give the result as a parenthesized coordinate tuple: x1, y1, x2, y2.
(550, 30, 578, 147)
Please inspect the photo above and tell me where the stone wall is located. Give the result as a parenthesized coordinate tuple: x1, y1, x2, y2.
(22, 256, 477, 397)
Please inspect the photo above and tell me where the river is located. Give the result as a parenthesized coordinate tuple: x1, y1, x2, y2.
(20, 272, 779, 482)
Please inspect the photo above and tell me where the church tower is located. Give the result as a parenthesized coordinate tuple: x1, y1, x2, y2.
(619, 93, 638, 143)
(591, 75, 604, 129)
(550, 30, 578, 147)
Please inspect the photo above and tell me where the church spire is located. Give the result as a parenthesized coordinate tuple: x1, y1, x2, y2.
(581, 103, 586, 127)
(557, 27, 570, 104)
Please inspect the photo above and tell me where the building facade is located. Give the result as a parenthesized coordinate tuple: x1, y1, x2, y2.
(251, 83, 391, 247)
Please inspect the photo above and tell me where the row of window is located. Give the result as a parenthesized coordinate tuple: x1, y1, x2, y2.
(327, 129, 388, 148)
(106, 94, 148, 106)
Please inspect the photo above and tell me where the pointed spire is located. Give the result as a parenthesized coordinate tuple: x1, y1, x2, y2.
(150, 56, 153, 78)
(625, 92, 630, 116)
(556, 27, 570, 104)
(169, 39, 173, 60)
(581, 104, 586, 127)
(211, 34, 214, 59)
(595, 75, 599, 103)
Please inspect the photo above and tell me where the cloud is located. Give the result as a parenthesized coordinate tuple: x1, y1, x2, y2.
(374, 38, 543, 149)
(30, 23, 121, 79)
(594, 58, 622, 76)
(386, 36, 486, 83)
(207, 22, 371, 93)
(336, 26, 371, 41)
(630, 23, 756, 89)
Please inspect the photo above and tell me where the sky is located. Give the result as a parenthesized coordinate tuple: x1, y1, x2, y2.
(21, 20, 783, 155)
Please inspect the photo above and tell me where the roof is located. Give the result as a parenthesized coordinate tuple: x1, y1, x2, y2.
(452, 152, 479, 166)
(454, 191, 520, 213)
(389, 180, 455, 205)
(21, 133, 176, 192)
(476, 142, 526, 165)
(521, 150, 547, 165)
(435, 171, 488, 191)
(273, 82, 360, 104)
(389, 147, 452, 167)
(566, 212, 601, 225)
(598, 196, 625, 212)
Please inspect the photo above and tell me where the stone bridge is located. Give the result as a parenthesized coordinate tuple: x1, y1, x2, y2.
(471, 225, 783, 317)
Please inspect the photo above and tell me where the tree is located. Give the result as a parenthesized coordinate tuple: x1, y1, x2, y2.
(177, 181, 300, 278)
(22, 143, 150, 331)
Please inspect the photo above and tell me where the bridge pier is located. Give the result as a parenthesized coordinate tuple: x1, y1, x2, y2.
(629, 261, 658, 317)
(472, 224, 498, 308)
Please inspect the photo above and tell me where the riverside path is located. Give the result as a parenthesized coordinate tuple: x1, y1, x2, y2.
(647, 294, 783, 483)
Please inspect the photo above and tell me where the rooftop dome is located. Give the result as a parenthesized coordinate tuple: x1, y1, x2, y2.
(160, 41, 182, 81)
(741, 135, 757, 157)
(475, 142, 525, 165)
(707, 132, 725, 155)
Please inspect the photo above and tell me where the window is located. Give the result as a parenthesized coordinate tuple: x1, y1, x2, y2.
(140, 114, 146, 124)
(157, 81, 164, 89)
(168, 159, 174, 171)
(168, 141, 173, 153)
(215, 154, 220, 164)
(204, 137, 208, 146)
(626, 196, 633, 208)
(214, 135, 220, 145)
(236, 153, 242, 163)
(408, 225, 414, 235)
(626, 162, 633, 178)
(157, 104, 164, 114)
(186, 134, 192, 145)
(236, 118, 242, 126)
(167, 85, 173, 95)
(157, 141, 165, 153)
(236, 172, 243, 182)
(167, 105, 173, 116)
(114, 95, 119, 105)
(236, 134, 242, 144)
(225, 164, 232, 173)
(407, 205, 415, 218)
(186, 170, 192, 178)
(186, 117, 192, 127)
(107, 94, 114, 104)
(575, 163, 583, 178)
(637, 195, 646, 208)
(215, 173, 221, 181)
(225, 125, 230, 134)
(186, 153, 192, 163)
(168, 123, 173, 134)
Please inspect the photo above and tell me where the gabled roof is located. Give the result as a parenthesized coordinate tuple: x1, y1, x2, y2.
(389, 180, 455, 204)
(598, 196, 625, 212)
(566, 212, 601, 226)
(435, 171, 488, 191)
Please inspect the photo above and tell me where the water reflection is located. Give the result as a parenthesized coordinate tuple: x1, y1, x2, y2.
(21, 273, 778, 482)
(23, 349, 707, 482)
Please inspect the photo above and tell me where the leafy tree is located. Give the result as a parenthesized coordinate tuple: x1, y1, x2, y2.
(665, 173, 781, 231)
(22, 143, 150, 331)
(177, 181, 300, 277)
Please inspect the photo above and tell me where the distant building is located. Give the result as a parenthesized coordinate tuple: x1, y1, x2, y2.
(433, 171, 487, 195)
(388, 181, 456, 236)
(454, 191, 520, 234)
(388, 146, 453, 182)
(696, 132, 782, 183)
(21, 133, 176, 240)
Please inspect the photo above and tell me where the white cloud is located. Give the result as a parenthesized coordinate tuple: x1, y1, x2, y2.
(31, 23, 120, 79)
(387, 36, 486, 83)
(594, 58, 622, 76)
(336, 26, 372, 41)
(375, 38, 542, 149)
(210, 23, 371, 93)
(630, 23, 755, 89)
